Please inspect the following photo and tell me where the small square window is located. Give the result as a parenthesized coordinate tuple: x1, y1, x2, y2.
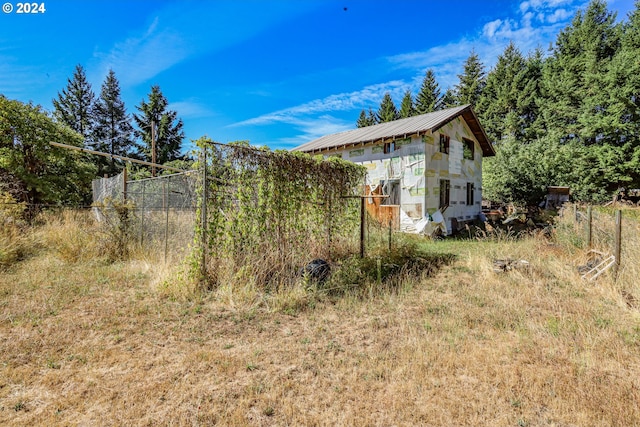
(383, 142, 395, 154)
(439, 134, 450, 154)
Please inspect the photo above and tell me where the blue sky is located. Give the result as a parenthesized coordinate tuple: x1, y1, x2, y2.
(1, 0, 635, 152)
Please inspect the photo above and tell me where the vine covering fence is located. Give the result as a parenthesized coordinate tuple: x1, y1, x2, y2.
(197, 141, 366, 288)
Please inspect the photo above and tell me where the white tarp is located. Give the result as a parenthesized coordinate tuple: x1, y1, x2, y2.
(401, 208, 448, 236)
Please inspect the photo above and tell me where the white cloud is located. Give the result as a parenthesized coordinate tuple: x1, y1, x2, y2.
(231, 80, 409, 128)
(277, 115, 353, 149)
(169, 100, 216, 119)
(546, 8, 572, 23)
(91, 18, 191, 87)
(483, 19, 504, 38)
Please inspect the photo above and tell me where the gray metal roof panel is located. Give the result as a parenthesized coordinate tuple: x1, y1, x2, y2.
(293, 105, 471, 152)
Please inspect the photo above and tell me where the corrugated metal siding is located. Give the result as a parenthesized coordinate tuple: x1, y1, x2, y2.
(293, 105, 475, 153)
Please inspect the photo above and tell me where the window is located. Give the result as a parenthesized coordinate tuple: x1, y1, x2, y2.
(463, 138, 475, 160)
(383, 141, 395, 154)
(439, 179, 450, 210)
(466, 182, 474, 206)
(439, 134, 450, 154)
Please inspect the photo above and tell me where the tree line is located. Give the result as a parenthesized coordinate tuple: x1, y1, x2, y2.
(358, 0, 640, 205)
(52, 65, 186, 177)
(1, 65, 187, 207)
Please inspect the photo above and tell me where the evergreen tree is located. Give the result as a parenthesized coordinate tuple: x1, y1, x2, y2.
(519, 49, 545, 141)
(539, 0, 621, 144)
(133, 85, 184, 167)
(455, 50, 486, 107)
(399, 90, 415, 118)
(92, 70, 136, 176)
(477, 42, 542, 143)
(603, 0, 640, 143)
(415, 69, 441, 114)
(366, 108, 378, 126)
(52, 64, 95, 143)
(376, 92, 399, 123)
(356, 109, 369, 127)
(440, 88, 459, 109)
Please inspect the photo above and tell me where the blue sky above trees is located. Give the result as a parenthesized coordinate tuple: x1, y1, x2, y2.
(0, 0, 635, 151)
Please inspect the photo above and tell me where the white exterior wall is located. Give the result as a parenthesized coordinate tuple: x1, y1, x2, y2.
(323, 116, 484, 234)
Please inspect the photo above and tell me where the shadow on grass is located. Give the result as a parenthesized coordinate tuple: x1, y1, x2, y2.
(323, 245, 457, 297)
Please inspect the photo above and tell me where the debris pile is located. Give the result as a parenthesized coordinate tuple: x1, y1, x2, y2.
(493, 258, 530, 273)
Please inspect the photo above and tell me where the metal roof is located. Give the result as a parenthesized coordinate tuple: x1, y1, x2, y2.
(293, 104, 495, 157)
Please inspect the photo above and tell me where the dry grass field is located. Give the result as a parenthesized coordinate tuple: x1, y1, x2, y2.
(1, 210, 639, 426)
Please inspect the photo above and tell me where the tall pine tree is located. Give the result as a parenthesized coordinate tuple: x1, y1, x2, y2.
(399, 90, 416, 118)
(92, 69, 136, 176)
(376, 92, 399, 123)
(356, 109, 369, 127)
(415, 69, 441, 114)
(133, 85, 185, 167)
(539, 0, 621, 144)
(455, 50, 486, 107)
(52, 64, 95, 144)
(477, 42, 542, 143)
(366, 108, 378, 126)
(440, 88, 459, 109)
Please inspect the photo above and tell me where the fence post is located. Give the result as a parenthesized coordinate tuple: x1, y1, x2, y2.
(140, 181, 145, 246)
(586, 205, 592, 249)
(122, 167, 128, 202)
(360, 196, 365, 258)
(327, 196, 332, 260)
(164, 181, 169, 264)
(614, 209, 622, 279)
(388, 219, 392, 252)
(200, 148, 208, 282)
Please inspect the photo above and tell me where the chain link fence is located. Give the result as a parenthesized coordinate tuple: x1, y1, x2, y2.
(92, 171, 198, 261)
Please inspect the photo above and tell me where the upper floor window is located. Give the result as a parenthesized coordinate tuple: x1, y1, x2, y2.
(463, 138, 475, 160)
(383, 142, 395, 154)
(439, 134, 450, 154)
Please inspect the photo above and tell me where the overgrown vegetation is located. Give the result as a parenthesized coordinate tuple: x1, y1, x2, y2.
(193, 139, 366, 290)
(0, 96, 96, 206)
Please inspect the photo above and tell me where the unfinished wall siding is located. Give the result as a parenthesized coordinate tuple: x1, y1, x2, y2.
(426, 116, 483, 231)
(320, 116, 483, 234)
(297, 105, 493, 235)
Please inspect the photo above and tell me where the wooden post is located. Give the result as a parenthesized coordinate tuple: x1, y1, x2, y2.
(586, 205, 592, 249)
(614, 209, 622, 279)
(388, 219, 392, 252)
(360, 196, 366, 258)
